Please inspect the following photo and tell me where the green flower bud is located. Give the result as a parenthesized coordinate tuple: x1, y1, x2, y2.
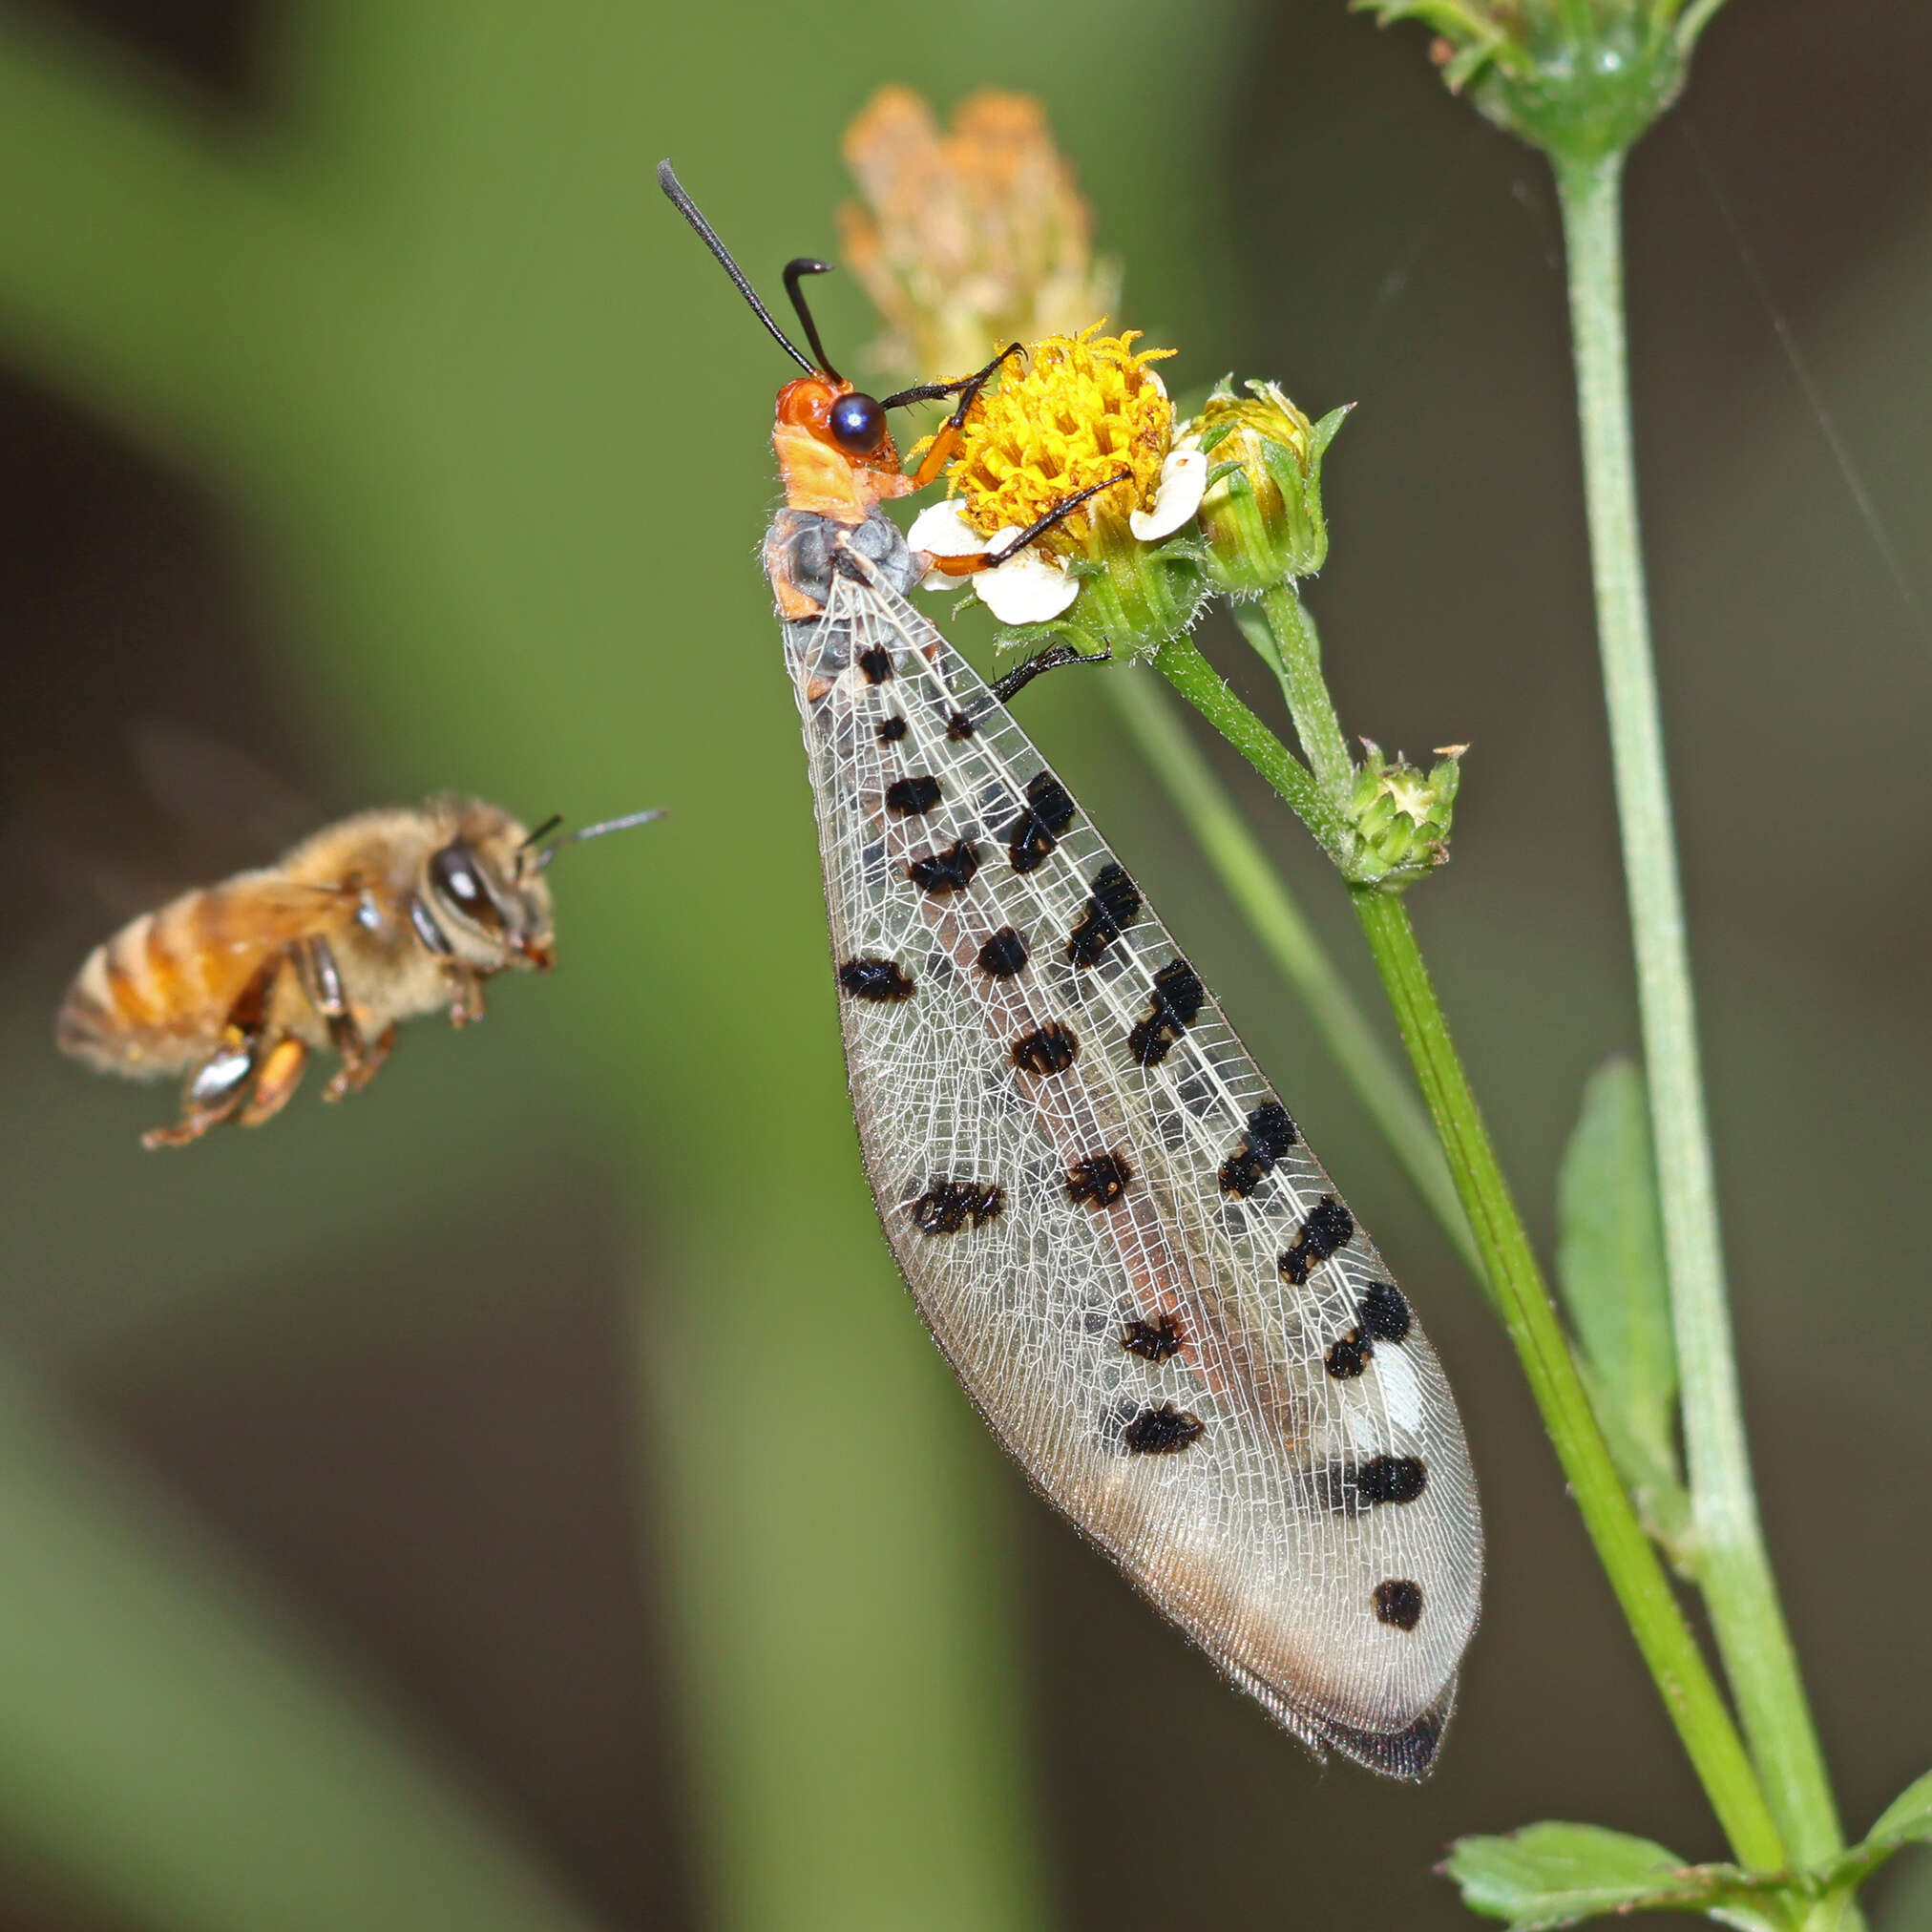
(1348, 740, 1464, 890)
(1354, 2, 1709, 167)
(1193, 380, 1350, 598)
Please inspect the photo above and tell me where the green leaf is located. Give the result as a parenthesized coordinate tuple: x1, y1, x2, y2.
(1447, 1822, 1690, 1928)
(1867, 1768, 1932, 1848)
(1556, 1058, 1690, 1547)
(1445, 1823, 1789, 1931)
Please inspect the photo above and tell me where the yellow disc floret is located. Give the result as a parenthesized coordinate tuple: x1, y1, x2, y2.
(944, 326, 1177, 556)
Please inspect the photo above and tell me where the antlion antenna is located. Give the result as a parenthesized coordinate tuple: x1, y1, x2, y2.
(657, 160, 818, 377)
(782, 258, 842, 383)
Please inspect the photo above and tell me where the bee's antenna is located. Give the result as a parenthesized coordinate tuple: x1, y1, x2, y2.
(782, 259, 842, 383)
(658, 161, 817, 378)
(533, 808, 664, 872)
(519, 812, 565, 850)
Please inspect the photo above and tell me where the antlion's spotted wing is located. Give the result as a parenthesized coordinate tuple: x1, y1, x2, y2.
(784, 530, 1481, 1775)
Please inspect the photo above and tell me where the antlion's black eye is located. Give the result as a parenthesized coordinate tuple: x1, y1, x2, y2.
(829, 391, 887, 454)
(429, 840, 501, 927)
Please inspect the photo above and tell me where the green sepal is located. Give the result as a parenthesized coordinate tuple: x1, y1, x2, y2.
(1308, 402, 1354, 462)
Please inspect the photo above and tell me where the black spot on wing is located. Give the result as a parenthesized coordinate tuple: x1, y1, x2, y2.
(946, 710, 976, 741)
(1219, 1100, 1299, 1198)
(1011, 1021, 1079, 1076)
(1325, 1332, 1371, 1379)
(1065, 1149, 1133, 1209)
(884, 774, 942, 817)
(976, 926, 1030, 977)
(1122, 1312, 1186, 1362)
(857, 645, 894, 684)
(1122, 1402, 1205, 1455)
(1003, 772, 1078, 873)
(837, 957, 915, 1003)
(1358, 1279, 1413, 1344)
(1313, 1455, 1428, 1513)
(1066, 863, 1141, 966)
(1373, 1579, 1424, 1630)
(1280, 1195, 1354, 1285)
(1127, 957, 1208, 1066)
(875, 715, 908, 744)
(908, 1179, 1005, 1235)
(907, 840, 981, 895)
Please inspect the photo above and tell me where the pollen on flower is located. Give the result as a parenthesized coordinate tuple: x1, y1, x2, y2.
(939, 326, 1178, 557)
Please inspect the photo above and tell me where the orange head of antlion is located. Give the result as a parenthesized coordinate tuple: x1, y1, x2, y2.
(773, 372, 915, 522)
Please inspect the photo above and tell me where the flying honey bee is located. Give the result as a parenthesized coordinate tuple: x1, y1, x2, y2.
(56, 795, 659, 1148)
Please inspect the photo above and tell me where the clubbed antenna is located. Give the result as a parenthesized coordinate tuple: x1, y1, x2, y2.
(658, 160, 816, 377)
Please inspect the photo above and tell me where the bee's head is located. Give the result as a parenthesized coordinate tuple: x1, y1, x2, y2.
(421, 799, 662, 973)
(423, 801, 558, 971)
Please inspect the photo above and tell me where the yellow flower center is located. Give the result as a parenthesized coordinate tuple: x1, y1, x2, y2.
(941, 326, 1177, 556)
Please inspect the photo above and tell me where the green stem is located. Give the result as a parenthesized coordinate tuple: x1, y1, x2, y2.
(1355, 891, 1786, 1872)
(1556, 150, 1843, 1868)
(1150, 633, 1356, 869)
(1239, 588, 1354, 802)
(1104, 669, 1483, 1281)
(1151, 647, 1785, 1872)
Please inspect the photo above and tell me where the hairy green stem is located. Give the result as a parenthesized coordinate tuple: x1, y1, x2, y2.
(1152, 637, 1786, 1871)
(1103, 668, 1482, 1281)
(1149, 635, 1355, 868)
(1556, 151, 1843, 1868)
(1239, 588, 1355, 802)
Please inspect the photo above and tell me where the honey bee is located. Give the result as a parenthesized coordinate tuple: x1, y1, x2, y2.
(56, 795, 658, 1148)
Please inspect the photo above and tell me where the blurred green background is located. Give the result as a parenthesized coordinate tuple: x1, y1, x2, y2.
(0, 0, 1927, 1927)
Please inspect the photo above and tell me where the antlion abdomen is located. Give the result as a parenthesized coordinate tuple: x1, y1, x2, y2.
(56, 874, 291, 1078)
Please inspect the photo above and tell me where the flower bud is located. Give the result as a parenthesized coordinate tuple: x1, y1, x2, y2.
(1348, 740, 1464, 889)
(1193, 379, 1350, 596)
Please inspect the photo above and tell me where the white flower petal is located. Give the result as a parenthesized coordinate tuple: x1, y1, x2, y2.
(908, 499, 987, 556)
(1129, 442, 1208, 541)
(973, 532, 1080, 625)
(909, 499, 991, 590)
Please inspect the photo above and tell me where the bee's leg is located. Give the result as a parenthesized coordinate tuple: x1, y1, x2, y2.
(238, 1037, 309, 1127)
(446, 969, 487, 1028)
(299, 933, 378, 1101)
(322, 1023, 397, 1101)
(141, 954, 284, 1149)
(325, 1022, 397, 1100)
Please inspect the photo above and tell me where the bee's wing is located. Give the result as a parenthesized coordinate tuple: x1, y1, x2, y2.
(789, 554, 1481, 1775)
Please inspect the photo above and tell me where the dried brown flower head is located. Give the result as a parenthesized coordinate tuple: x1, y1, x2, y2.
(839, 86, 1121, 384)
